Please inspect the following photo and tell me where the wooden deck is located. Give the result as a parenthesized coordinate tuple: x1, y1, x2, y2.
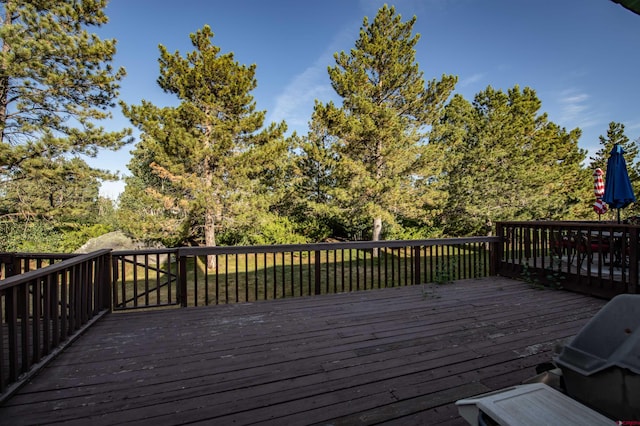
(0, 277, 608, 425)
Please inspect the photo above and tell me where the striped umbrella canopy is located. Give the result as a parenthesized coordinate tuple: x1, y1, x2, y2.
(593, 168, 608, 216)
(593, 199, 608, 216)
(593, 168, 605, 198)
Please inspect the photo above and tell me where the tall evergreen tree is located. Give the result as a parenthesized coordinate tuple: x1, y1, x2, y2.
(0, 155, 106, 252)
(432, 86, 589, 235)
(122, 25, 289, 267)
(313, 5, 456, 244)
(287, 121, 342, 240)
(116, 138, 192, 247)
(0, 0, 131, 177)
(589, 121, 640, 216)
(0, 157, 100, 224)
(590, 122, 638, 172)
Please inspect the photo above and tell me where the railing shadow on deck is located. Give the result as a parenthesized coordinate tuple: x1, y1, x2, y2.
(496, 221, 640, 298)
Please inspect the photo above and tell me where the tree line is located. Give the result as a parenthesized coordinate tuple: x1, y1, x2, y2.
(1, 1, 638, 253)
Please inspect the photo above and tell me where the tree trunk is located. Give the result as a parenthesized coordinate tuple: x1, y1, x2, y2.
(372, 134, 384, 257)
(0, 7, 11, 145)
(372, 217, 382, 257)
(204, 206, 217, 270)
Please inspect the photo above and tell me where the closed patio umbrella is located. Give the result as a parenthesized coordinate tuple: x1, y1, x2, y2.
(602, 144, 636, 222)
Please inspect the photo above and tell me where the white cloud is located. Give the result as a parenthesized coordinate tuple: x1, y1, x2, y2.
(267, 24, 358, 135)
(557, 89, 600, 130)
(459, 72, 485, 88)
(267, 64, 334, 132)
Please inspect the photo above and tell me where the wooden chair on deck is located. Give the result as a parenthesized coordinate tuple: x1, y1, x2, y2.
(551, 231, 573, 260)
(552, 231, 610, 269)
(575, 234, 610, 267)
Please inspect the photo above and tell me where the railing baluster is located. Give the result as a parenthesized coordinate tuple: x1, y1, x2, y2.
(193, 256, 199, 307)
(404, 247, 409, 286)
(362, 249, 367, 290)
(224, 254, 229, 304)
(7, 286, 18, 382)
(32, 277, 41, 364)
(154, 253, 160, 306)
(281, 252, 285, 298)
(20, 281, 29, 373)
(214, 255, 220, 305)
(47, 274, 56, 349)
(253, 253, 259, 301)
(235, 254, 240, 303)
(246, 253, 250, 302)
(325, 251, 330, 293)
(271, 253, 276, 299)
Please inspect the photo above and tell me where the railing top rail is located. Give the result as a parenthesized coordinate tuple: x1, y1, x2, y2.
(497, 220, 640, 229)
(112, 248, 179, 256)
(1, 252, 78, 260)
(0, 249, 111, 290)
(177, 237, 500, 256)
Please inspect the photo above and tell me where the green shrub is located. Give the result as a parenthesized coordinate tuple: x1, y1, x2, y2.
(59, 223, 113, 252)
(248, 216, 308, 245)
(0, 220, 60, 252)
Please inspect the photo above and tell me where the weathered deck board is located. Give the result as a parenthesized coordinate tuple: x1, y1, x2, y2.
(0, 277, 607, 425)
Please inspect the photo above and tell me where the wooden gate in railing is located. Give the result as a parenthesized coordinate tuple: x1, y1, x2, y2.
(496, 221, 639, 298)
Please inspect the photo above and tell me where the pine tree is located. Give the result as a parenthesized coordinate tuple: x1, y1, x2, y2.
(432, 86, 589, 235)
(122, 25, 288, 268)
(287, 120, 342, 240)
(0, 157, 100, 226)
(590, 121, 640, 216)
(314, 5, 456, 244)
(0, 0, 131, 175)
(116, 140, 193, 247)
(590, 122, 639, 178)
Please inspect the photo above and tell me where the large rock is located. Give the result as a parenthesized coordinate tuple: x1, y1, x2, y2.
(75, 231, 147, 253)
(75, 231, 169, 265)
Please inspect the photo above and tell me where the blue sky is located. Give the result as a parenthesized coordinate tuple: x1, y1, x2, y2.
(92, 0, 640, 198)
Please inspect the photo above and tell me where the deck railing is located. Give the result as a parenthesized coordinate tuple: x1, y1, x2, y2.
(496, 221, 639, 298)
(111, 237, 499, 310)
(3, 222, 638, 313)
(0, 253, 76, 280)
(0, 226, 637, 400)
(0, 250, 111, 400)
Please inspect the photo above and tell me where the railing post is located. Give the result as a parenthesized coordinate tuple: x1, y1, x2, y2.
(314, 250, 321, 295)
(6, 286, 17, 382)
(178, 250, 188, 307)
(1, 253, 16, 279)
(629, 227, 638, 294)
(413, 246, 421, 286)
(491, 223, 504, 276)
(524, 228, 531, 260)
(101, 252, 112, 311)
